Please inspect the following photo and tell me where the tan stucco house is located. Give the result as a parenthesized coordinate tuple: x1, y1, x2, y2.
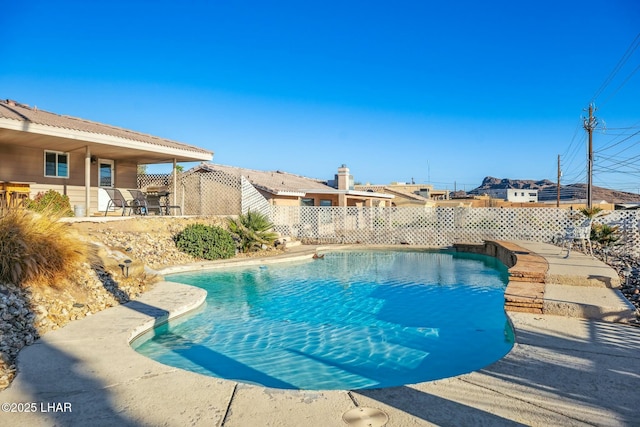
(0, 99, 212, 216)
(355, 183, 450, 207)
(190, 163, 394, 208)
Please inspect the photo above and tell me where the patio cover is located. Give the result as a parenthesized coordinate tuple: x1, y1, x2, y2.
(0, 99, 213, 215)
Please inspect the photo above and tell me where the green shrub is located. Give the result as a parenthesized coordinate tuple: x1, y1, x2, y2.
(173, 223, 236, 260)
(26, 190, 74, 216)
(227, 210, 277, 253)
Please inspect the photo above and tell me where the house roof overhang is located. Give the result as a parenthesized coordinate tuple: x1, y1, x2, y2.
(345, 189, 394, 199)
(272, 190, 307, 197)
(187, 163, 395, 200)
(300, 188, 395, 199)
(0, 100, 213, 164)
(0, 119, 213, 164)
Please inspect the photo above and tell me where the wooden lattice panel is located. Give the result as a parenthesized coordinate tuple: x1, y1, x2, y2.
(241, 176, 271, 216)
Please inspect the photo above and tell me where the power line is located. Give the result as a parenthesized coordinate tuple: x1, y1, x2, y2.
(596, 123, 640, 150)
(561, 120, 585, 160)
(600, 62, 640, 107)
(561, 123, 587, 184)
(591, 32, 640, 103)
(595, 132, 640, 159)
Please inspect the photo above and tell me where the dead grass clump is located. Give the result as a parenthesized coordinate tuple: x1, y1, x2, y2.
(0, 209, 89, 287)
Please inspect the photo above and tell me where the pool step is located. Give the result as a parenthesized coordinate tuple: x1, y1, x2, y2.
(543, 283, 637, 323)
(504, 281, 545, 314)
(504, 241, 636, 322)
(455, 241, 548, 314)
(453, 240, 636, 321)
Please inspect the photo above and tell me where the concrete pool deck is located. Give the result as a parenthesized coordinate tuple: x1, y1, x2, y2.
(1, 243, 639, 426)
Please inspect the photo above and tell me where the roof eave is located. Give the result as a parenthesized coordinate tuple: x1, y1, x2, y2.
(273, 190, 307, 197)
(0, 118, 213, 162)
(346, 190, 395, 199)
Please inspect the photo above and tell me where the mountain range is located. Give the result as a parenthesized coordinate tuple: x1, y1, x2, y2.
(467, 177, 640, 204)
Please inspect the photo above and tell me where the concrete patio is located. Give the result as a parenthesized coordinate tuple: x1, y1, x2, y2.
(1, 242, 638, 426)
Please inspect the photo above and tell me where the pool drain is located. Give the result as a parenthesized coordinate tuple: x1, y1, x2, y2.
(342, 407, 389, 427)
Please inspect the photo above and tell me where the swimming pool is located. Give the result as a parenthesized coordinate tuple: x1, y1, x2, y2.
(132, 250, 514, 390)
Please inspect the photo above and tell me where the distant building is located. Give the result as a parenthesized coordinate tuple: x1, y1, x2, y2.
(187, 163, 394, 209)
(615, 203, 640, 210)
(485, 189, 538, 203)
(354, 182, 449, 207)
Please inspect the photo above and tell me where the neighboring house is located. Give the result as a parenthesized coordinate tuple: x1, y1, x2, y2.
(485, 188, 539, 203)
(187, 163, 394, 211)
(355, 183, 449, 207)
(540, 199, 615, 211)
(0, 99, 212, 215)
(356, 184, 431, 207)
(615, 203, 640, 210)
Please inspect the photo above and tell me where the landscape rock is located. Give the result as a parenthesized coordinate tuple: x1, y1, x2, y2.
(0, 216, 290, 390)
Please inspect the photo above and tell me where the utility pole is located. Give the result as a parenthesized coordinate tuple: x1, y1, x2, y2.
(557, 154, 561, 208)
(583, 104, 597, 209)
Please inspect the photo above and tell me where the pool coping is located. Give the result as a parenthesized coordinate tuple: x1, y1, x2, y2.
(1, 242, 639, 426)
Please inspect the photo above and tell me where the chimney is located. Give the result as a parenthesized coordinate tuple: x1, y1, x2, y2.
(337, 164, 352, 191)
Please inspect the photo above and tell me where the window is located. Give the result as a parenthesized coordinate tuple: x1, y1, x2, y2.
(301, 198, 314, 206)
(319, 199, 332, 207)
(44, 151, 69, 178)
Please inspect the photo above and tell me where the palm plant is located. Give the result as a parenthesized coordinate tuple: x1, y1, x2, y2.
(227, 210, 278, 253)
(591, 223, 621, 261)
(579, 206, 603, 219)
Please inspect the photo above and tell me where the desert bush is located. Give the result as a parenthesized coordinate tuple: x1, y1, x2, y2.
(0, 208, 89, 287)
(25, 190, 74, 216)
(173, 223, 235, 260)
(591, 223, 621, 249)
(227, 210, 278, 253)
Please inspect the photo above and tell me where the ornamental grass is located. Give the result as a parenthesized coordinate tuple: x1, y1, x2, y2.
(0, 208, 89, 288)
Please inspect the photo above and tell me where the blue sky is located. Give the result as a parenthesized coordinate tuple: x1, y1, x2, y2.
(2, 1, 639, 192)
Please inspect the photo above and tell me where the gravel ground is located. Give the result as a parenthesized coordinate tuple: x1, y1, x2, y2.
(592, 246, 640, 314)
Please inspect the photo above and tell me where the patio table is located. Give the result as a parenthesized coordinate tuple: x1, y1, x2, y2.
(2, 181, 33, 209)
(145, 186, 180, 215)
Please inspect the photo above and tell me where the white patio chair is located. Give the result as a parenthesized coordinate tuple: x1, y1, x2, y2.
(561, 217, 593, 257)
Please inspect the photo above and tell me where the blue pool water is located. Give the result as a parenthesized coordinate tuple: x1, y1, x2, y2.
(131, 250, 514, 390)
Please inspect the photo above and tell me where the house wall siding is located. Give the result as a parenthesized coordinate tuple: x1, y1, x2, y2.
(1, 144, 91, 185)
(1, 143, 139, 215)
(1, 144, 52, 183)
(265, 194, 341, 207)
(30, 184, 100, 213)
(1, 143, 137, 188)
(269, 195, 301, 206)
(305, 194, 340, 206)
(115, 162, 137, 188)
